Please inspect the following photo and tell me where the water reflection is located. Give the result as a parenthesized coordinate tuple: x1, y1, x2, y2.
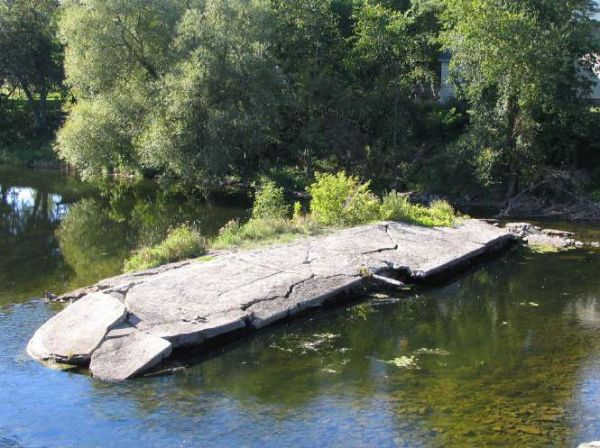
(1, 168, 600, 447)
(0, 168, 246, 305)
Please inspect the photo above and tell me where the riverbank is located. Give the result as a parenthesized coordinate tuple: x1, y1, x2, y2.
(28, 219, 517, 381)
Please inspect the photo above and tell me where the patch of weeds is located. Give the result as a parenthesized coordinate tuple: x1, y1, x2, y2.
(251, 180, 290, 220)
(211, 217, 322, 250)
(380, 191, 458, 227)
(308, 171, 381, 226)
(124, 224, 207, 272)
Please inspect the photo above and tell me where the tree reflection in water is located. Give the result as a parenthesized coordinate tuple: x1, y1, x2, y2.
(0, 168, 245, 305)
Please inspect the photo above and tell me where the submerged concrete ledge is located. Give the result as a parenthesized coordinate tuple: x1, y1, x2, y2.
(27, 220, 517, 381)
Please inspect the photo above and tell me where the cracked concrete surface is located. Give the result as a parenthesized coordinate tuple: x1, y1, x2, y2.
(27, 220, 515, 381)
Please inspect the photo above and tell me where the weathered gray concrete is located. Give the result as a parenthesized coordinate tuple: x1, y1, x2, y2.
(28, 220, 516, 381)
(27, 292, 127, 364)
(89, 331, 172, 382)
(505, 222, 595, 249)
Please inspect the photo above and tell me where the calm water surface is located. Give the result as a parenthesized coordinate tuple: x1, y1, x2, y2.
(1, 168, 600, 447)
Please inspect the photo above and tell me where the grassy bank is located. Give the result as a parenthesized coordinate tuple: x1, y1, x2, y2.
(124, 172, 462, 272)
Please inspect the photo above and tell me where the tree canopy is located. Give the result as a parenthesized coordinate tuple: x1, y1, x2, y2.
(2, 0, 598, 199)
(441, 0, 600, 196)
(0, 0, 63, 135)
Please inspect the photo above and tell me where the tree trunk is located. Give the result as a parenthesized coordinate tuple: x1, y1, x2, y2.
(505, 94, 519, 199)
(21, 82, 49, 136)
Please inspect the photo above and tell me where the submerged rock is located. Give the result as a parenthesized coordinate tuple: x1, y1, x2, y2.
(506, 222, 598, 251)
(27, 292, 126, 364)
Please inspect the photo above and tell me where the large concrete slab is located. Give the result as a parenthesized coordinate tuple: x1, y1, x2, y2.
(28, 220, 516, 380)
(90, 331, 172, 381)
(27, 292, 126, 364)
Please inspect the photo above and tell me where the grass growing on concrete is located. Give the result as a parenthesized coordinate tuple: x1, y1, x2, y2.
(211, 176, 460, 251)
(123, 174, 461, 272)
(211, 217, 323, 250)
(124, 225, 207, 272)
(380, 192, 457, 227)
(211, 181, 323, 250)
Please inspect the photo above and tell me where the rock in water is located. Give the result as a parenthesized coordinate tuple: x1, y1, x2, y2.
(90, 331, 172, 381)
(28, 220, 518, 380)
(27, 292, 127, 364)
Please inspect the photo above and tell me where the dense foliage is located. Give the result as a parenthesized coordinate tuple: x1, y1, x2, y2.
(440, 0, 600, 197)
(0, 0, 64, 162)
(308, 172, 381, 225)
(2, 0, 599, 200)
(210, 174, 459, 252)
(251, 181, 290, 220)
(124, 224, 207, 272)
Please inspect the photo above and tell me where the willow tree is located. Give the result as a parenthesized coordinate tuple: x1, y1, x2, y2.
(55, 0, 190, 177)
(441, 0, 600, 197)
(56, 0, 284, 187)
(136, 0, 286, 188)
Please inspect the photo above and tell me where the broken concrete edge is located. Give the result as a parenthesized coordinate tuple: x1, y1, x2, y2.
(504, 222, 600, 250)
(411, 233, 518, 284)
(135, 233, 519, 377)
(90, 331, 173, 382)
(30, 228, 518, 382)
(27, 293, 128, 365)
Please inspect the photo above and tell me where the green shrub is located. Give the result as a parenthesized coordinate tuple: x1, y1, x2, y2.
(124, 224, 207, 272)
(380, 191, 413, 221)
(380, 191, 457, 227)
(293, 201, 303, 220)
(252, 180, 290, 220)
(307, 172, 380, 226)
(212, 218, 321, 250)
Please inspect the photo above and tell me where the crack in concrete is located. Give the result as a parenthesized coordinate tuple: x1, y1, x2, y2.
(31, 220, 516, 381)
(284, 274, 317, 299)
(240, 274, 317, 311)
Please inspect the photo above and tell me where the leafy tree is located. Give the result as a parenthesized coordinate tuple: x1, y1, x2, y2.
(441, 0, 600, 197)
(0, 0, 63, 135)
(137, 0, 286, 188)
(346, 0, 441, 181)
(264, 0, 351, 174)
(57, 0, 284, 186)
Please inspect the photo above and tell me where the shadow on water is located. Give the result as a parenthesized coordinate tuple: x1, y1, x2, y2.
(2, 168, 600, 447)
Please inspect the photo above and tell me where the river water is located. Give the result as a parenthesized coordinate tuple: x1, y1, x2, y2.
(1, 168, 600, 447)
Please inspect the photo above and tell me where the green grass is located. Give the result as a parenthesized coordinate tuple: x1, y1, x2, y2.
(124, 225, 207, 272)
(211, 217, 323, 250)
(122, 174, 462, 273)
(380, 192, 458, 227)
